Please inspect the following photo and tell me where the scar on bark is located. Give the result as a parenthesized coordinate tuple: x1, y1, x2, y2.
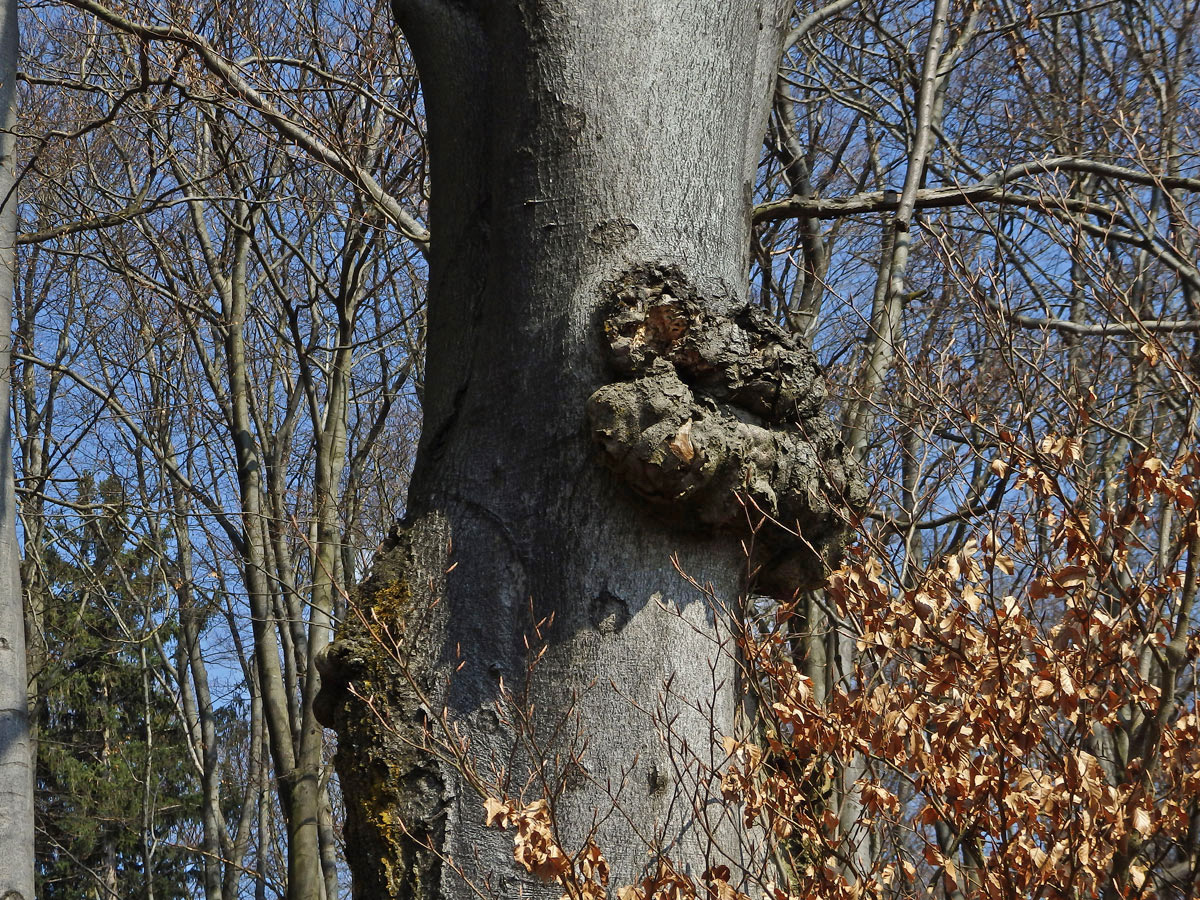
(585, 264, 866, 596)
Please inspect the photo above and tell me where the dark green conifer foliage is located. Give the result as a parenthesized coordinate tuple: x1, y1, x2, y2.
(34, 474, 199, 900)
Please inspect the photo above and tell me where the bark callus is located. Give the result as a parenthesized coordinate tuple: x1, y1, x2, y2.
(314, 515, 451, 900)
(586, 264, 865, 596)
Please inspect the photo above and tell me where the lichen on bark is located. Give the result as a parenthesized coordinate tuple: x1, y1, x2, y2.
(585, 264, 865, 595)
(314, 514, 452, 900)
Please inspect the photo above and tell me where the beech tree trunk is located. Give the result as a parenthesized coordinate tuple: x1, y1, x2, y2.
(0, 0, 34, 897)
(318, 3, 861, 897)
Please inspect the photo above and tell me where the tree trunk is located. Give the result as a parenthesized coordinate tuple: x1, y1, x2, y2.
(318, 3, 861, 897)
(0, 0, 34, 896)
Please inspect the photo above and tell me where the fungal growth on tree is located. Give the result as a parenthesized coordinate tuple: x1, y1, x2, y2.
(586, 265, 865, 595)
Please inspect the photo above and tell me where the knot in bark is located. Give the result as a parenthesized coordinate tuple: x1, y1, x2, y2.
(585, 264, 865, 595)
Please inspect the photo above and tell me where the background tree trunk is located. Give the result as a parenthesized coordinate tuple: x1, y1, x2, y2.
(319, 2, 859, 897)
(0, 0, 35, 897)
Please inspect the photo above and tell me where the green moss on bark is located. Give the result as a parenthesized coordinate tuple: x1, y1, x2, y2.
(315, 515, 451, 900)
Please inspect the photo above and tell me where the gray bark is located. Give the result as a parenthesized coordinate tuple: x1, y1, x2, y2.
(0, 0, 34, 896)
(318, 3, 860, 898)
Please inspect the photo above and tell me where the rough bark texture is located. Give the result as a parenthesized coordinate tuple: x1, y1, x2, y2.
(587, 264, 864, 596)
(317, 516, 452, 900)
(0, 1, 35, 896)
(318, 2, 859, 898)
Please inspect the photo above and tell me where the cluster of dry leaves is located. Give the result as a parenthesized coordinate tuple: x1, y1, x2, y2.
(482, 796, 713, 900)
(484, 438, 1200, 899)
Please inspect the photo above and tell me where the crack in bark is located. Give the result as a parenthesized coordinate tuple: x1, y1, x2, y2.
(586, 264, 865, 595)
